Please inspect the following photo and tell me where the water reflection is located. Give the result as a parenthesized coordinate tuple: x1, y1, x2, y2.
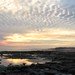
(7, 59, 33, 65)
(1, 59, 33, 66)
(0, 58, 51, 66)
(0, 54, 51, 66)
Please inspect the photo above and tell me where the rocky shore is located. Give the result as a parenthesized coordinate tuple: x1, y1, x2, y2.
(0, 61, 74, 75)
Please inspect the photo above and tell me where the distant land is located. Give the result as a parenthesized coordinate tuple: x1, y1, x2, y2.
(55, 47, 75, 52)
(0, 47, 75, 52)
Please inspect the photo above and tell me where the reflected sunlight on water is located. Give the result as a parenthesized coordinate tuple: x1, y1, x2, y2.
(0, 54, 51, 66)
(1, 59, 33, 66)
(7, 59, 33, 65)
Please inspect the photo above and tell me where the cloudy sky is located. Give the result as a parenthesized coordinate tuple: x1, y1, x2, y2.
(0, 0, 75, 51)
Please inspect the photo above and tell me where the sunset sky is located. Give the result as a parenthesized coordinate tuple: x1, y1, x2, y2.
(0, 0, 75, 51)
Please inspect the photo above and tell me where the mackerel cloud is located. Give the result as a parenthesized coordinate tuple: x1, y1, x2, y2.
(0, 0, 75, 18)
(0, 0, 75, 34)
(0, 0, 75, 50)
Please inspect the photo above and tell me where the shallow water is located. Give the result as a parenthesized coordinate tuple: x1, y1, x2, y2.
(0, 56, 51, 66)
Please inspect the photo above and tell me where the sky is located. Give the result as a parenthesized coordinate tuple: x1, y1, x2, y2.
(0, 0, 75, 51)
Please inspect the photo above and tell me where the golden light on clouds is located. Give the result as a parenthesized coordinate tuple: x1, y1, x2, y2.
(0, 28, 74, 48)
(5, 34, 29, 42)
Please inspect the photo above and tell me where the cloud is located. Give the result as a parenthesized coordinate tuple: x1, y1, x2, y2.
(0, 0, 21, 14)
(0, 0, 75, 50)
(0, 28, 75, 48)
(0, 0, 75, 32)
(0, 0, 75, 19)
